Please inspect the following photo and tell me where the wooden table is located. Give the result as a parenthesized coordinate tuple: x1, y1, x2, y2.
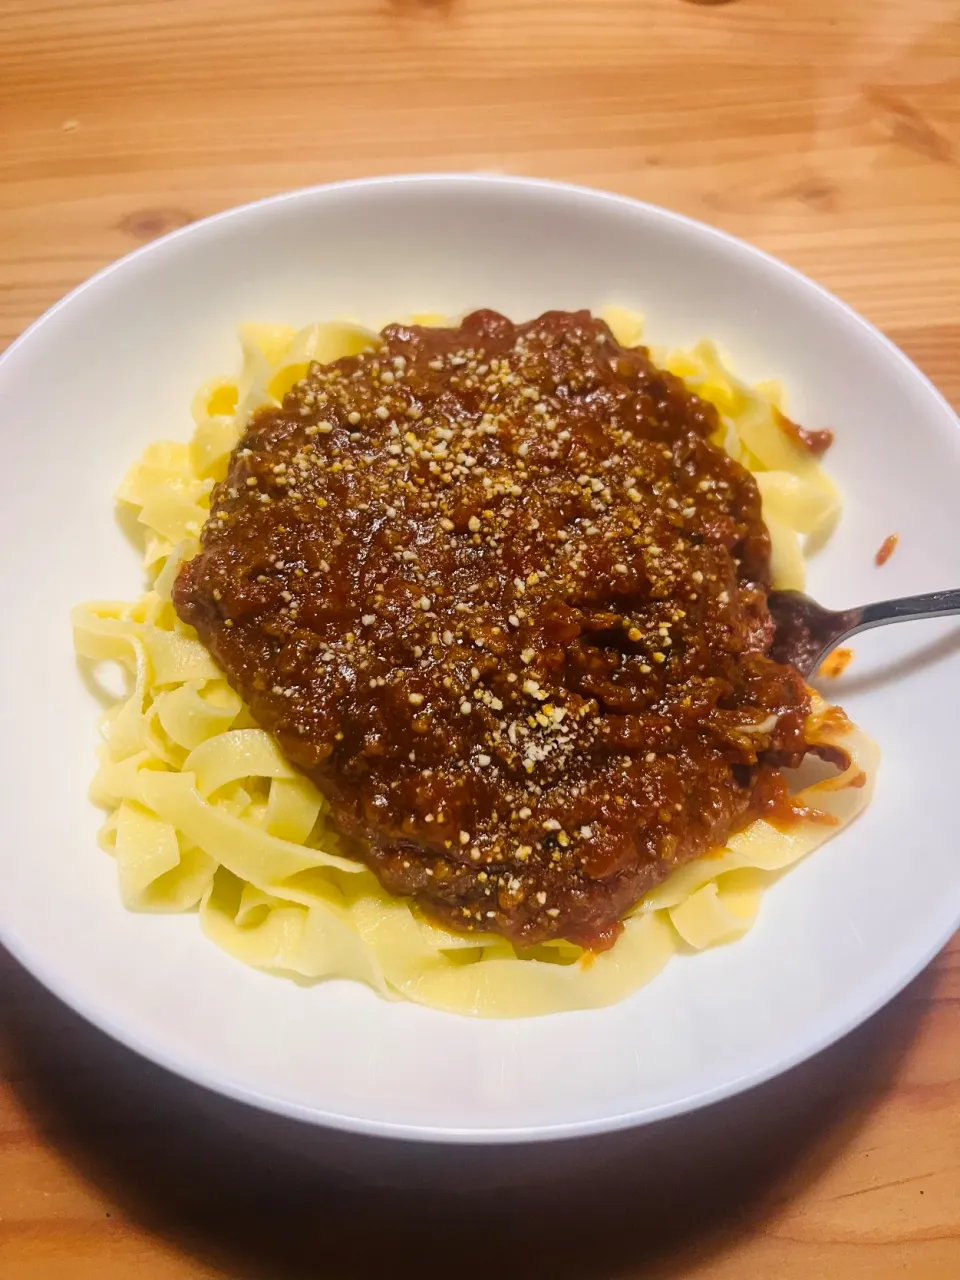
(2, 1, 958, 1275)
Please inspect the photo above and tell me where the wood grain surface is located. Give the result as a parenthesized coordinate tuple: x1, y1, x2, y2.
(1, 1, 958, 1276)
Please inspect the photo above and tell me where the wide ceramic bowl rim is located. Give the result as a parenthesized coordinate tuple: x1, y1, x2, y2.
(1, 174, 957, 1144)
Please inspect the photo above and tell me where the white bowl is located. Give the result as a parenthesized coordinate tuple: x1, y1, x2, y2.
(1, 175, 957, 1143)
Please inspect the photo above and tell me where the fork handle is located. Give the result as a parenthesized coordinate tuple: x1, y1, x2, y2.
(856, 588, 960, 632)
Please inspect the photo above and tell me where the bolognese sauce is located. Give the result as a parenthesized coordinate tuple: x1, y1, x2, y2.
(174, 310, 823, 950)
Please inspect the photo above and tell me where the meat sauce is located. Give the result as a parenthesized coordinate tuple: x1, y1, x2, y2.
(174, 310, 821, 950)
(875, 532, 899, 566)
(772, 407, 834, 458)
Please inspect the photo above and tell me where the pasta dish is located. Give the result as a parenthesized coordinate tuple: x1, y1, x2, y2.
(72, 307, 876, 1016)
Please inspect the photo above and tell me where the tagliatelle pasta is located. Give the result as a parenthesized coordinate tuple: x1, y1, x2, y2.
(72, 308, 876, 1017)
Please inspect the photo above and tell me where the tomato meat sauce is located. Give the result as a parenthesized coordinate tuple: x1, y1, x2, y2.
(174, 310, 825, 950)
